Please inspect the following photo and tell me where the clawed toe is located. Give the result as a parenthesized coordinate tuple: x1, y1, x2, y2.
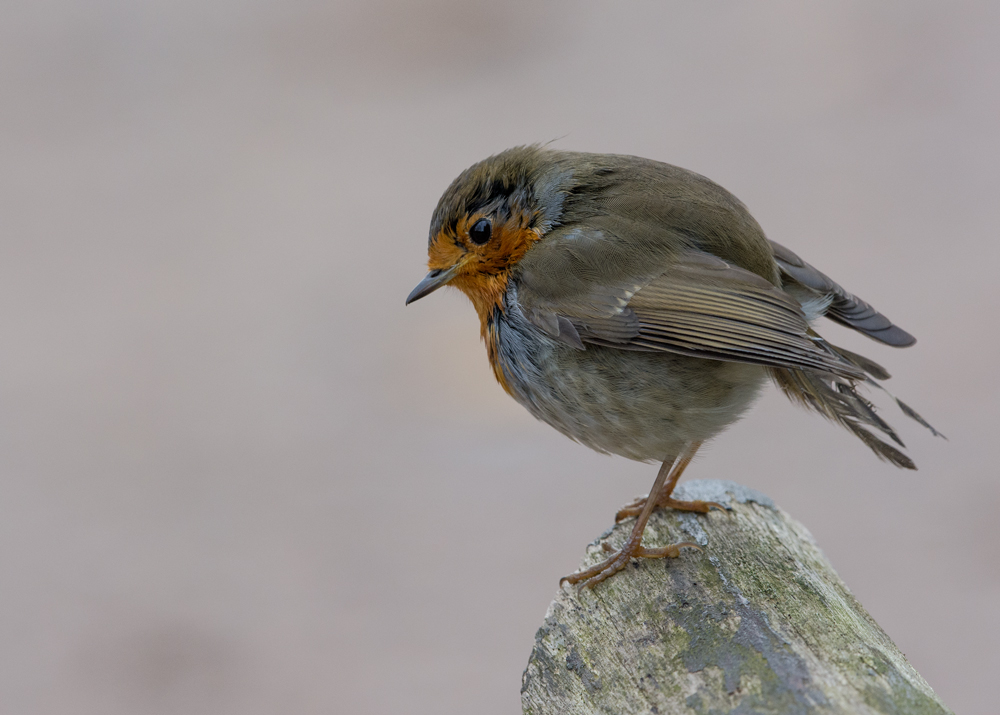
(562, 539, 701, 589)
(561, 550, 632, 588)
(615, 496, 726, 523)
(615, 499, 645, 523)
(635, 542, 701, 558)
(662, 498, 727, 514)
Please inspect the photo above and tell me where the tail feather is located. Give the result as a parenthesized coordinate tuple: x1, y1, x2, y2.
(769, 365, 917, 469)
(769, 338, 942, 468)
(875, 387, 945, 440)
(826, 344, 891, 381)
(834, 382, 905, 448)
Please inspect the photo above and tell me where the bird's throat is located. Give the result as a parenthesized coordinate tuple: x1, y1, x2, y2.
(453, 271, 510, 331)
(449, 273, 515, 396)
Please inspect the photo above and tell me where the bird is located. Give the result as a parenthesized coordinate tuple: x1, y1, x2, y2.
(405, 146, 940, 588)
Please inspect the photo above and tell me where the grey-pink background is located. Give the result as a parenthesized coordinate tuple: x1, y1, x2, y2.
(2, 2, 997, 713)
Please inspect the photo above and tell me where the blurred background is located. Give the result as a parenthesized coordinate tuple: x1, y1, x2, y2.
(1, 1, 997, 713)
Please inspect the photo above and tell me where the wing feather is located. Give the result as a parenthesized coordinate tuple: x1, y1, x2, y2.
(769, 240, 916, 347)
(518, 250, 864, 378)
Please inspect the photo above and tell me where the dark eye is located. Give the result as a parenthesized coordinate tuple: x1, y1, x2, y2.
(468, 218, 491, 245)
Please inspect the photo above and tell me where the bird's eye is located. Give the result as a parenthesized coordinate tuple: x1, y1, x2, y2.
(468, 218, 491, 245)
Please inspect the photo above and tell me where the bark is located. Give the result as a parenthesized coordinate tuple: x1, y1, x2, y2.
(521, 480, 951, 715)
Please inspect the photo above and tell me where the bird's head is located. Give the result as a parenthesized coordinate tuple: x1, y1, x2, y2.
(405, 146, 570, 324)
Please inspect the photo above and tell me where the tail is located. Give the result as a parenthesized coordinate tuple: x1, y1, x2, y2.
(768, 239, 942, 467)
(769, 340, 942, 470)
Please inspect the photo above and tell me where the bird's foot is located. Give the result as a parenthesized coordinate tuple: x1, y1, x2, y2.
(615, 495, 726, 523)
(560, 537, 701, 589)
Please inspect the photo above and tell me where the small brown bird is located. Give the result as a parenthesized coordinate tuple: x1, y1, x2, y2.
(406, 146, 939, 587)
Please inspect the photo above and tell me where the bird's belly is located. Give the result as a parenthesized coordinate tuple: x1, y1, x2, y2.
(494, 317, 766, 463)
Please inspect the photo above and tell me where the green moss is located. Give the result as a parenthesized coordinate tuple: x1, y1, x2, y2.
(855, 649, 950, 715)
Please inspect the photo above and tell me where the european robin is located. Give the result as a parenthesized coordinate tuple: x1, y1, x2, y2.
(406, 146, 939, 588)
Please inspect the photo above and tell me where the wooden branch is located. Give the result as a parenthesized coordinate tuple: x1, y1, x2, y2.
(521, 480, 952, 715)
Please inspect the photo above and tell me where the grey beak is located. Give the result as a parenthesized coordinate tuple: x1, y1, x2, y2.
(405, 266, 458, 305)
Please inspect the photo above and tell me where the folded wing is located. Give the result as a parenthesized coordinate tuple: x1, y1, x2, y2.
(518, 250, 865, 379)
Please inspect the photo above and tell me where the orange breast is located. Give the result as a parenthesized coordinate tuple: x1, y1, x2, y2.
(426, 210, 541, 395)
(482, 317, 512, 395)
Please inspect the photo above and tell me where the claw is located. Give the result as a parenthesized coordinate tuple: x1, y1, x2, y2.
(616, 497, 726, 523)
(562, 540, 701, 589)
(615, 496, 647, 523)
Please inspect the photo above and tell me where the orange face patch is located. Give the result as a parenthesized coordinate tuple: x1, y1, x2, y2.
(427, 209, 541, 330)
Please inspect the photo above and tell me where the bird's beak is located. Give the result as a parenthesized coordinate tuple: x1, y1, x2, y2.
(405, 266, 459, 305)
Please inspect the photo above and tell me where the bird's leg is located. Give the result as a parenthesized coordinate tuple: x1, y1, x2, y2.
(614, 440, 724, 522)
(561, 444, 703, 589)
